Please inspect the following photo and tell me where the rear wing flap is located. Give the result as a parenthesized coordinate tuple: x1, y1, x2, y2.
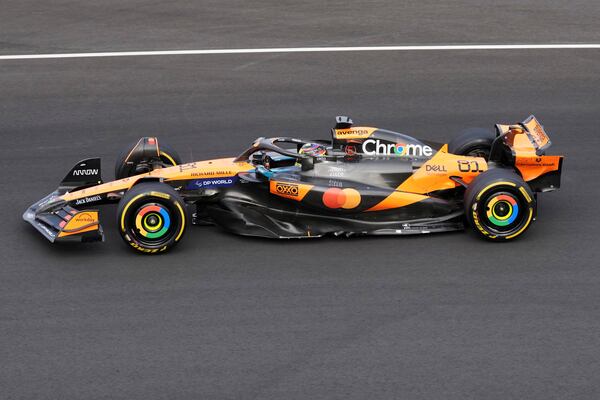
(493, 115, 552, 157)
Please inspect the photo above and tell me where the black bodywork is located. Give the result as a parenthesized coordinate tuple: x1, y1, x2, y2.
(24, 116, 562, 242)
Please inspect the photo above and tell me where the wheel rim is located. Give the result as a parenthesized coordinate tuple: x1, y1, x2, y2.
(135, 204, 171, 239)
(128, 201, 178, 247)
(466, 146, 490, 159)
(486, 194, 519, 227)
(478, 189, 527, 235)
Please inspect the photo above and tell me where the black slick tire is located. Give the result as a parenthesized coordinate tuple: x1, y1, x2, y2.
(448, 128, 496, 160)
(117, 182, 187, 253)
(464, 168, 535, 241)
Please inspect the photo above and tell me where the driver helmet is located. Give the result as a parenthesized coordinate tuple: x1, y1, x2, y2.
(298, 143, 327, 157)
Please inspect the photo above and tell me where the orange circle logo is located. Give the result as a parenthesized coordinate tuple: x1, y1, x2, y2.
(323, 188, 361, 209)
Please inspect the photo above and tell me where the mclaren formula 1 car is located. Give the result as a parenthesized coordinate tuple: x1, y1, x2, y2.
(24, 115, 563, 253)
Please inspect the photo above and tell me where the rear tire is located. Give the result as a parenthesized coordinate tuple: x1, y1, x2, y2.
(464, 168, 535, 241)
(117, 182, 187, 253)
(448, 128, 496, 160)
(115, 139, 182, 180)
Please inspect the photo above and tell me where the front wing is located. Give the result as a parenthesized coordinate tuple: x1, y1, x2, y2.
(23, 192, 104, 243)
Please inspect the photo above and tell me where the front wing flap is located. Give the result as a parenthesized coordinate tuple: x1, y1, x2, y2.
(23, 192, 104, 243)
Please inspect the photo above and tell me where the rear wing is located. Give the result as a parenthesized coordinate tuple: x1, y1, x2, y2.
(490, 115, 563, 192)
(521, 115, 551, 152)
(494, 115, 551, 156)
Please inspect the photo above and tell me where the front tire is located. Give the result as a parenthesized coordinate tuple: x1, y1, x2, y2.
(117, 182, 187, 253)
(464, 169, 535, 241)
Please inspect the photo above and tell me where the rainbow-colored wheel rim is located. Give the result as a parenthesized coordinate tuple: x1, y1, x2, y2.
(485, 194, 519, 227)
(134, 204, 171, 239)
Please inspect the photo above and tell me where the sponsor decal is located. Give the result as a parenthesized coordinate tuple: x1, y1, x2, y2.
(59, 210, 100, 237)
(529, 124, 549, 147)
(516, 159, 557, 167)
(179, 163, 198, 171)
(275, 183, 299, 196)
(425, 165, 447, 172)
(344, 145, 357, 156)
(327, 166, 346, 177)
(186, 177, 238, 190)
(322, 188, 361, 209)
(75, 195, 102, 205)
(270, 180, 313, 201)
(523, 117, 550, 147)
(72, 169, 99, 176)
(472, 206, 491, 237)
(362, 139, 433, 157)
(149, 191, 170, 200)
(336, 128, 371, 138)
(129, 242, 167, 253)
(519, 186, 532, 203)
(190, 170, 234, 177)
(73, 212, 96, 223)
(514, 155, 561, 181)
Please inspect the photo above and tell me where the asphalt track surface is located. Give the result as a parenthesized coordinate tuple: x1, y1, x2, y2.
(1, 1, 600, 399)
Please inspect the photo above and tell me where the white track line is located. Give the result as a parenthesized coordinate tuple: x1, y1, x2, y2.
(0, 44, 599, 60)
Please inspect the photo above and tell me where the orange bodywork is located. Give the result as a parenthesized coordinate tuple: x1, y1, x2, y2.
(398, 148, 487, 194)
(515, 155, 562, 181)
(366, 146, 487, 211)
(59, 118, 560, 219)
(522, 117, 551, 149)
(497, 121, 562, 182)
(366, 192, 429, 212)
(57, 210, 100, 237)
(61, 158, 254, 202)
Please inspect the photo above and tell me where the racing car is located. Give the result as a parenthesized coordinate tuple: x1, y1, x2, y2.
(23, 115, 563, 253)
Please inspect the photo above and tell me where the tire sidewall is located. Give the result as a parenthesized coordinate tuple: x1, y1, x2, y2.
(465, 169, 535, 241)
(117, 182, 186, 253)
